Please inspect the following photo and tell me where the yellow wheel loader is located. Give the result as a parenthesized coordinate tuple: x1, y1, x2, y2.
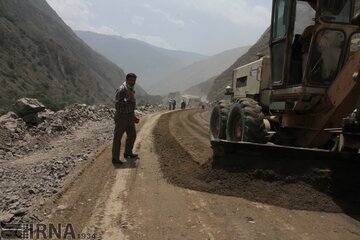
(210, 0, 360, 159)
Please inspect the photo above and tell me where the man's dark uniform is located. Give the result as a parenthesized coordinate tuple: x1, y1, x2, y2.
(112, 82, 136, 162)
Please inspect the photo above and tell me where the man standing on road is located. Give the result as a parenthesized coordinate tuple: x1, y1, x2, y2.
(112, 73, 138, 165)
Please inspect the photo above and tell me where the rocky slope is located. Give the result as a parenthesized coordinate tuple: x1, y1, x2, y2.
(0, 0, 146, 114)
(207, 28, 270, 101)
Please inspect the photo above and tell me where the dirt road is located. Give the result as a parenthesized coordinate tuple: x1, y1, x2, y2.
(42, 109, 360, 239)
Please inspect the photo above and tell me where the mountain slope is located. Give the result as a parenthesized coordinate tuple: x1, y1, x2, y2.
(207, 28, 270, 101)
(148, 46, 249, 95)
(182, 76, 217, 99)
(75, 31, 206, 89)
(0, 0, 147, 113)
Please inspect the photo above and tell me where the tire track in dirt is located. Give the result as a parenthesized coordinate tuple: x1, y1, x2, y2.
(118, 112, 227, 239)
(42, 144, 117, 235)
(176, 110, 209, 140)
(169, 109, 211, 165)
(40, 115, 150, 238)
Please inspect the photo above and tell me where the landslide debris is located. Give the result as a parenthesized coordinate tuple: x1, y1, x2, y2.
(0, 98, 158, 224)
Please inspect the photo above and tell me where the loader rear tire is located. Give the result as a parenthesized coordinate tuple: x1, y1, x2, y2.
(210, 101, 230, 140)
(226, 98, 266, 143)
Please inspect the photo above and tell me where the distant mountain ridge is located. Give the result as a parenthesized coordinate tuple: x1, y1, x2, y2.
(75, 31, 206, 90)
(0, 0, 152, 113)
(147, 46, 250, 95)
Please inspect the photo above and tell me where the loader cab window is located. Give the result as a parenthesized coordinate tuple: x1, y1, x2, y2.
(272, 0, 288, 39)
(348, 32, 360, 58)
(308, 29, 345, 85)
(356, 1, 360, 14)
(289, 1, 316, 85)
(293, 1, 315, 36)
(319, 0, 354, 23)
(352, 2, 360, 24)
(271, 0, 289, 85)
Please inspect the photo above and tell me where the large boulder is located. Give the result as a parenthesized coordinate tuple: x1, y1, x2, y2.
(22, 113, 41, 125)
(13, 98, 45, 117)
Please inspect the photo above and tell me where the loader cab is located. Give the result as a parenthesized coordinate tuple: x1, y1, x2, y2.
(269, 0, 359, 112)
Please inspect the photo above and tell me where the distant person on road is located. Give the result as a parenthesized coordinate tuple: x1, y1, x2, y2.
(172, 99, 176, 110)
(181, 99, 186, 109)
(168, 98, 173, 110)
(112, 73, 139, 165)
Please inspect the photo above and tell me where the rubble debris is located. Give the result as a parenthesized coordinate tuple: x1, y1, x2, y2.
(0, 98, 159, 223)
(0, 100, 159, 162)
(0, 212, 14, 223)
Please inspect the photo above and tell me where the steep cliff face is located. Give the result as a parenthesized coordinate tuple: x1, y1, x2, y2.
(207, 28, 270, 101)
(0, 0, 131, 113)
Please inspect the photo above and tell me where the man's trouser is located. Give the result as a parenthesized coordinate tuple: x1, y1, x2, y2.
(112, 112, 136, 161)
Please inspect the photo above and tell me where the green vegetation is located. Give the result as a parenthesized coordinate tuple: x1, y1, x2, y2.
(31, 63, 37, 72)
(0, 98, 10, 115)
(7, 61, 14, 69)
(1, 79, 8, 87)
(27, 92, 68, 112)
(0, 0, 129, 116)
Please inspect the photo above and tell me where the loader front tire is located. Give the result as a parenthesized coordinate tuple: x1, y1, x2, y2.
(210, 101, 230, 140)
(226, 98, 266, 143)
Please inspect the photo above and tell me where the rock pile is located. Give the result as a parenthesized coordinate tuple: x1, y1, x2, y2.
(136, 104, 159, 117)
(0, 98, 160, 224)
(0, 99, 116, 161)
(0, 104, 114, 160)
(0, 147, 94, 223)
(0, 99, 159, 161)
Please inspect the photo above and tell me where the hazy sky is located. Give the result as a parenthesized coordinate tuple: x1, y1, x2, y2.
(46, 0, 272, 55)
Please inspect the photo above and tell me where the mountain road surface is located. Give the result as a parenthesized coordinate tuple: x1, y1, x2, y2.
(41, 109, 360, 240)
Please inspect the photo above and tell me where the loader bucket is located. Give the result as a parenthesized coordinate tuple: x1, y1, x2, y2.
(211, 139, 360, 161)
